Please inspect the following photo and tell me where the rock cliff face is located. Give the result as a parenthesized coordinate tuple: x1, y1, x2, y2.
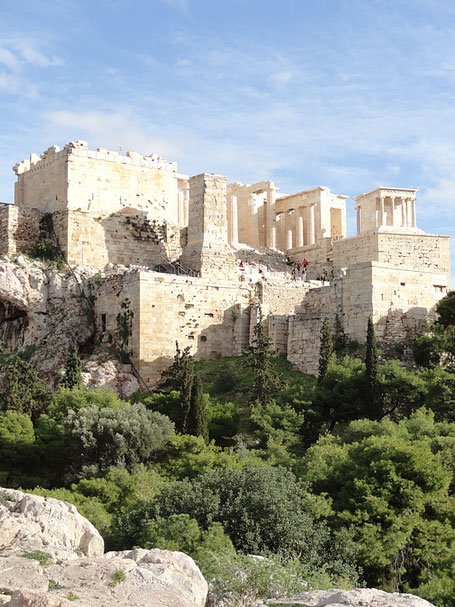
(0, 488, 208, 607)
(265, 588, 436, 606)
(0, 256, 138, 396)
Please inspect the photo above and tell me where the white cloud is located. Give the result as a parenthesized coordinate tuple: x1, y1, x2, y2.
(16, 41, 63, 67)
(0, 38, 63, 71)
(162, 0, 189, 12)
(0, 48, 21, 72)
(268, 71, 293, 87)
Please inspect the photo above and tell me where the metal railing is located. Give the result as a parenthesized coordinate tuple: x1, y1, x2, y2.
(132, 254, 200, 277)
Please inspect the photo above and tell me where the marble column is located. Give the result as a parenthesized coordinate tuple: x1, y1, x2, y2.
(275, 213, 283, 250)
(296, 207, 304, 247)
(308, 204, 315, 245)
(379, 196, 385, 227)
(401, 198, 406, 227)
(356, 206, 361, 235)
(411, 199, 416, 227)
(266, 188, 277, 248)
(405, 198, 411, 227)
(249, 194, 259, 247)
(230, 195, 238, 244)
(391, 197, 395, 228)
(286, 210, 294, 250)
(270, 223, 277, 249)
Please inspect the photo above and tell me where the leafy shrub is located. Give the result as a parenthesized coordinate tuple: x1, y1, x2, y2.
(31, 238, 64, 268)
(64, 404, 175, 477)
(114, 465, 359, 583)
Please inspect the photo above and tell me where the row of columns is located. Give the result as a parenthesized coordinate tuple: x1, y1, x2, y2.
(356, 196, 417, 235)
(228, 193, 317, 252)
(276, 204, 316, 251)
(378, 195, 416, 228)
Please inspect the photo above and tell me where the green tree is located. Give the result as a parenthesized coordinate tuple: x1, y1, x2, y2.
(116, 465, 358, 581)
(244, 317, 281, 407)
(418, 366, 455, 421)
(318, 318, 333, 383)
(309, 355, 365, 438)
(300, 409, 455, 592)
(1, 358, 51, 420)
(187, 373, 209, 443)
(365, 317, 379, 407)
(412, 324, 455, 369)
(46, 387, 125, 421)
(378, 359, 425, 420)
(0, 410, 35, 461)
(161, 342, 194, 432)
(436, 290, 455, 328)
(64, 346, 82, 389)
(64, 403, 175, 477)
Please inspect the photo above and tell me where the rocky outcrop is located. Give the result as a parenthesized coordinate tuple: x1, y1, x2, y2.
(266, 588, 436, 607)
(0, 256, 137, 393)
(0, 256, 94, 378)
(0, 489, 208, 607)
(0, 488, 104, 560)
(81, 357, 139, 398)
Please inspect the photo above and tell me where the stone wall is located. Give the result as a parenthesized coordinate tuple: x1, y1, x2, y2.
(333, 231, 450, 276)
(52, 210, 182, 268)
(14, 146, 68, 213)
(93, 270, 257, 386)
(287, 285, 337, 375)
(0, 204, 42, 256)
(376, 232, 450, 274)
(14, 141, 186, 225)
(181, 173, 237, 280)
(262, 278, 311, 315)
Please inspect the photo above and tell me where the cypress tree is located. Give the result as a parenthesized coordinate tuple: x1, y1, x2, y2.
(244, 316, 281, 407)
(162, 342, 194, 432)
(1, 357, 51, 420)
(64, 346, 82, 389)
(318, 317, 333, 383)
(365, 316, 379, 404)
(187, 373, 209, 443)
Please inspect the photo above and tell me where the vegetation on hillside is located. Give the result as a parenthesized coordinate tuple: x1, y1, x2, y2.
(2, 292, 455, 605)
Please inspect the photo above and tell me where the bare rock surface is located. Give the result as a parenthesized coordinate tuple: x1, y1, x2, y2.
(0, 489, 208, 607)
(0, 488, 104, 560)
(81, 357, 139, 397)
(0, 257, 94, 377)
(0, 256, 137, 393)
(266, 588, 436, 607)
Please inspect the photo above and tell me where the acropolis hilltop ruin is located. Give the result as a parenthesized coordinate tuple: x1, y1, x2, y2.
(0, 140, 450, 384)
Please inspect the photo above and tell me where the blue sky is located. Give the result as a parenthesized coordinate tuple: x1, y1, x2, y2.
(1, 0, 455, 263)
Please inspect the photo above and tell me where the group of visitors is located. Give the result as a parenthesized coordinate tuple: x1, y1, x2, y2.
(238, 257, 328, 284)
(290, 258, 308, 281)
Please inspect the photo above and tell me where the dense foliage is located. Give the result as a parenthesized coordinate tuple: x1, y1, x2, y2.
(4, 296, 455, 605)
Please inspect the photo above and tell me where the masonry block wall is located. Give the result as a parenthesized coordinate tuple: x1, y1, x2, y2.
(0, 204, 42, 256)
(51, 209, 182, 268)
(14, 141, 184, 223)
(93, 270, 257, 386)
(181, 173, 237, 280)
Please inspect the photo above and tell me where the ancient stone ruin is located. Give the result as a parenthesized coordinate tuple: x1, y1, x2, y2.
(0, 141, 450, 385)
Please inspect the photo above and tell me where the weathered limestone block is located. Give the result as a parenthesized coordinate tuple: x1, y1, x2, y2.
(267, 588, 436, 607)
(0, 489, 208, 607)
(181, 173, 237, 280)
(0, 488, 104, 560)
